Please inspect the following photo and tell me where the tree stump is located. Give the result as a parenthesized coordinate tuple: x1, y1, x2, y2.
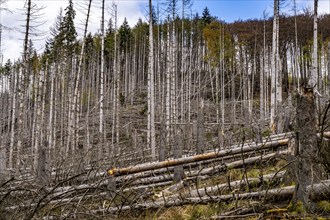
(289, 88, 324, 213)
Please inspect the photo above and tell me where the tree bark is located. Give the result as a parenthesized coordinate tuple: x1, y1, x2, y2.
(99, 0, 105, 137)
(108, 138, 289, 176)
(291, 88, 324, 212)
(148, 0, 156, 160)
(309, 0, 318, 89)
(270, 0, 278, 133)
(196, 99, 205, 154)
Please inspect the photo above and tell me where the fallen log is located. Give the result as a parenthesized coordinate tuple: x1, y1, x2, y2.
(0, 150, 283, 200)
(154, 171, 285, 201)
(185, 171, 285, 198)
(3, 180, 172, 212)
(212, 213, 261, 219)
(115, 149, 278, 183)
(190, 151, 284, 177)
(93, 179, 330, 214)
(94, 186, 295, 214)
(2, 152, 285, 212)
(108, 138, 289, 176)
(0, 150, 285, 205)
(4, 131, 328, 187)
(131, 151, 285, 187)
(211, 206, 261, 219)
(307, 179, 330, 201)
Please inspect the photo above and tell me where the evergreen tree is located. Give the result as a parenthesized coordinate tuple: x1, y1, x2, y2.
(41, 8, 65, 66)
(105, 18, 115, 61)
(201, 7, 214, 25)
(118, 18, 132, 52)
(49, 9, 65, 59)
(0, 59, 11, 75)
(62, 0, 77, 56)
(84, 32, 94, 67)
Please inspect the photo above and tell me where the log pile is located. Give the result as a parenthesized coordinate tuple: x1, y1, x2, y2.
(0, 131, 329, 219)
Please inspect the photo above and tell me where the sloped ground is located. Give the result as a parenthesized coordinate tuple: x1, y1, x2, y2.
(1, 96, 330, 219)
(1, 132, 329, 219)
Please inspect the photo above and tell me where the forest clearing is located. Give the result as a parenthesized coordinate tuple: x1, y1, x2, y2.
(0, 0, 330, 219)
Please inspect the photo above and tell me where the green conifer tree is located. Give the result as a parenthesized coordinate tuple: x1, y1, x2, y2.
(62, 0, 77, 56)
(118, 18, 132, 52)
(201, 7, 214, 25)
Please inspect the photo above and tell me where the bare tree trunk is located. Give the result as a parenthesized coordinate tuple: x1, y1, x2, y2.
(47, 64, 55, 159)
(220, 25, 225, 131)
(99, 0, 105, 138)
(196, 99, 204, 154)
(111, 3, 118, 159)
(33, 69, 43, 175)
(260, 48, 264, 122)
(309, 0, 318, 89)
(291, 88, 324, 212)
(170, 15, 177, 163)
(328, 42, 330, 94)
(67, 0, 92, 157)
(260, 15, 266, 123)
(294, 0, 299, 91)
(165, 21, 171, 155)
(275, 2, 281, 109)
(17, 0, 31, 170)
(148, 0, 156, 160)
(116, 53, 121, 156)
(270, 0, 278, 133)
(30, 69, 37, 165)
(9, 67, 18, 170)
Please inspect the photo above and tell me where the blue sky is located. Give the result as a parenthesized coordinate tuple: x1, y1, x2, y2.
(193, 0, 273, 21)
(191, 0, 326, 22)
(140, 0, 328, 23)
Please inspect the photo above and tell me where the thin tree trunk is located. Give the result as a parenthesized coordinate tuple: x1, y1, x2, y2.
(67, 0, 92, 157)
(33, 69, 42, 175)
(294, 0, 299, 91)
(196, 99, 204, 154)
(47, 64, 55, 160)
(99, 0, 105, 137)
(16, 0, 31, 170)
(111, 3, 118, 159)
(270, 0, 278, 133)
(148, 0, 156, 160)
(9, 67, 18, 170)
(328, 42, 330, 94)
(165, 21, 171, 153)
(309, 0, 318, 89)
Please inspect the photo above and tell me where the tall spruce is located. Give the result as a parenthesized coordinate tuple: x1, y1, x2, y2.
(62, 0, 77, 57)
(118, 18, 132, 52)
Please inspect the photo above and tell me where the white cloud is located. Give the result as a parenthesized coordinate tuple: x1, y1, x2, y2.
(318, 0, 330, 15)
(1, 0, 146, 63)
(296, 0, 330, 15)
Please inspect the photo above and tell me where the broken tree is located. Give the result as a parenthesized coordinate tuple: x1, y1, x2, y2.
(288, 88, 325, 213)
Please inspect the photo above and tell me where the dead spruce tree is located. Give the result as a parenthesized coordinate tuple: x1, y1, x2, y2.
(147, 0, 156, 160)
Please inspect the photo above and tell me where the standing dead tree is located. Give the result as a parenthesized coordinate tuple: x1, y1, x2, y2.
(147, 0, 156, 160)
(286, 88, 326, 213)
